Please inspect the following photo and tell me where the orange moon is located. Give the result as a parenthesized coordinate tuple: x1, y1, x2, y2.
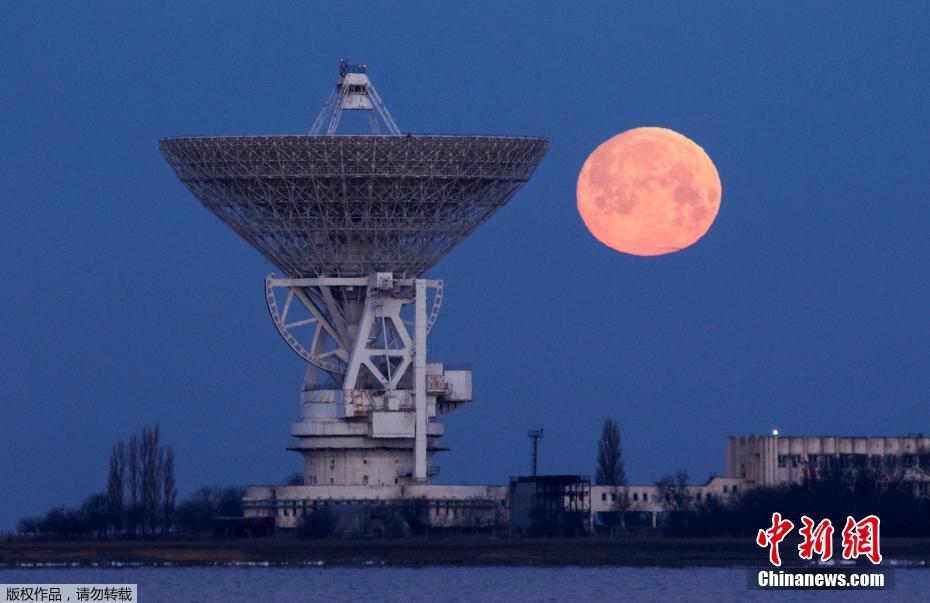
(577, 127, 722, 256)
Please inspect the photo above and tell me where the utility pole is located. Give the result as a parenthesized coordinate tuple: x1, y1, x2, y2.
(528, 429, 544, 476)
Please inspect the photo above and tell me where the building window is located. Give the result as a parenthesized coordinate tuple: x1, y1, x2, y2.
(330, 459, 335, 470)
(611, 493, 617, 502)
(633, 492, 639, 501)
(330, 478, 334, 485)
(394, 478, 399, 485)
(363, 459, 368, 465)
(696, 492, 702, 501)
(732, 485, 738, 493)
(777, 455, 787, 468)
(723, 485, 729, 493)
(601, 493, 606, 501)
(642, 493, 648, 502)
(363, 475, 369, 485)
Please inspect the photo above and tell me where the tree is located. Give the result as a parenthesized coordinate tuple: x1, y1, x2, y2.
(296, 507, 336, 539)
(596, 419, 626, 486)
(80, 493, 110, 539)
(16, 516, 41, 537)
(595, 419, 628, 534)
(216, 486, 246, 517)
(106, 441, 126, 535)
(14, 424, 180, 541)
(162, 447, 176, 535)
(174, 486, 245, 536)
(656, 469, 692, 512)
(38, 506, 85, 539)
(126, 436, 141, 535)
(140, 424, 164, 534)
(175, 487, 218, 536)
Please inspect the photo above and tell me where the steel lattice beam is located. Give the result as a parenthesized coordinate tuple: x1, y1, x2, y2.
(160, 135, 548, 277)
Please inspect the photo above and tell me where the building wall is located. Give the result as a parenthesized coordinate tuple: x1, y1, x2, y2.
(727, 435, 930, 487)
(244, 484, 507, 530)
(302, 447, 433, 487)
(245, 434, 930, 533)
(591, 477, 744, 514)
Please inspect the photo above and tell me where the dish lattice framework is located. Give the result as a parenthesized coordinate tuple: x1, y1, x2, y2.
(159, 134, 548, 277)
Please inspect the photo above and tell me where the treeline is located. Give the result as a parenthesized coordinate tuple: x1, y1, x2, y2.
(106, 424, 176, 536)
(16, 424, 245, 540)
(665, 466, 930, 537)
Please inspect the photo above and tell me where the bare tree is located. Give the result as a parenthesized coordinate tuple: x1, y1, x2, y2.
(126, 436, 141, 536)
(656, 469, 692, 512)
(596, 419, 627, 486)
(141, 424, 164, 535)
(106, 440, 126, 535)
(162, 447, 176, 534)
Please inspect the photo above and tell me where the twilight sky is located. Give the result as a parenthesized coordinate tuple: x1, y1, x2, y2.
(2, 2, 929, 529)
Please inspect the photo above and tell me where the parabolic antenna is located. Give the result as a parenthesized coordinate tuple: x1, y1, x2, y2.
(160, 60, 547, 278)
(160, 59, 547, 486)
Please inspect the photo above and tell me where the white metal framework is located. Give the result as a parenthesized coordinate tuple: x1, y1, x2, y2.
(159, 134, 547, 278)
(309, 58, 401, 135)
(266, 273, 442, 480)
(160, 59, 547, 486)
(265, 274, 443, 379)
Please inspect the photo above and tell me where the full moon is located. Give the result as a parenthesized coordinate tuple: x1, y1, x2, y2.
(577, 127, 721, 256)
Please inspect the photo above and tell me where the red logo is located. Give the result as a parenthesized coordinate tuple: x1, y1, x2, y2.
(756, 512, 794, 566)
(798, 516, 834, 561)
(758, 513, 882, 566)
(841, 515, 882, 565)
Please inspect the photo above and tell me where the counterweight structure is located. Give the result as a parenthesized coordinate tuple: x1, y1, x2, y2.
(160, 60, 547, 486)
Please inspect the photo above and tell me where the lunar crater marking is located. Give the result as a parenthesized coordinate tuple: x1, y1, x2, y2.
(577, 127, 721, 256)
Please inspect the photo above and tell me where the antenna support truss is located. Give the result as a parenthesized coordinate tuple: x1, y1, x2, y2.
(310, 57, 401, 135)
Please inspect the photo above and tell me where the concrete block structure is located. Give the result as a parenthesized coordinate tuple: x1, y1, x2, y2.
(243, 484, 508, 532)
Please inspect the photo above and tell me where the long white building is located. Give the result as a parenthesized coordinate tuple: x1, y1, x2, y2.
(244, 433, 930, 533)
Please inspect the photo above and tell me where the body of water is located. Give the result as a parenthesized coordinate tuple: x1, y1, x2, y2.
(1, 566, 926, 602)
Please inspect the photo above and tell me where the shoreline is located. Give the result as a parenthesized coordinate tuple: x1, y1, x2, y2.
(3, 537, 930, 569)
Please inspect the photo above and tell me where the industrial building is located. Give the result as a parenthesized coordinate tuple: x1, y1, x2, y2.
(243, 433, 930, 534)
(727, 434, 930, 491)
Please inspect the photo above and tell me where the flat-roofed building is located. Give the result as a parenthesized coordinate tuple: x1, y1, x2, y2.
(727, 434, 930, 487)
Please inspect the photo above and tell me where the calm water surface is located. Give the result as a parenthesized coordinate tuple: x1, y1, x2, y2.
(1, 566, 926, 602)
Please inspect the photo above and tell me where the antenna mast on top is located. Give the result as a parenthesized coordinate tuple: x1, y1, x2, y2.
(528, 429, 544, 476)
(310, 57, 401, 135)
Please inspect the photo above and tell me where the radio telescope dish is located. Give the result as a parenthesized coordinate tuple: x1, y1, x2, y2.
(160, 59, 548, 486)
(160, 135, 547, 277)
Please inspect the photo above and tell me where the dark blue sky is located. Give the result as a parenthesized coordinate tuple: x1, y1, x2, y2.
(2, 2, 928, 529)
